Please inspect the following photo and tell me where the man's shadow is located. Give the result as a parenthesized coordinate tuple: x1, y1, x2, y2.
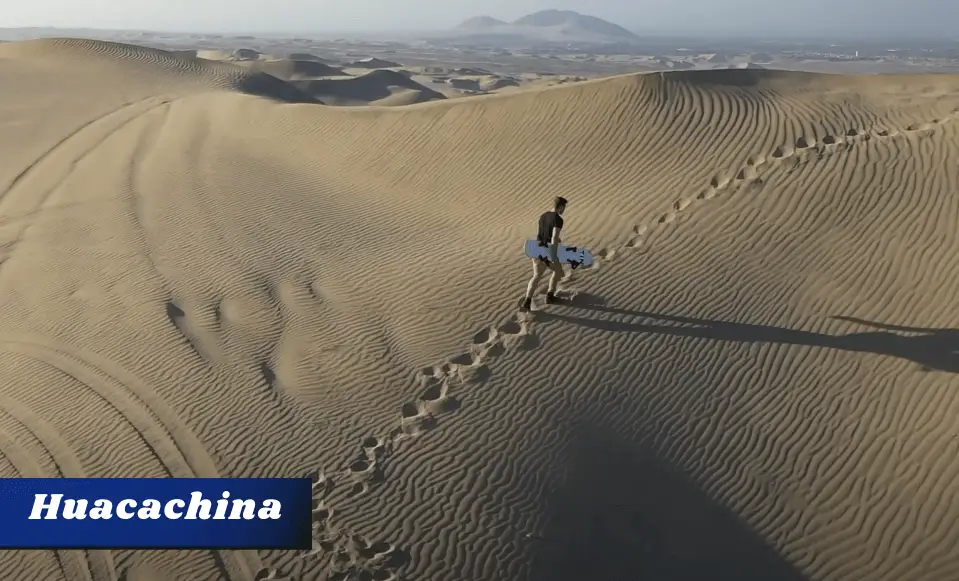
(543, 293, 959, 373)
(529, 422, 811, 581)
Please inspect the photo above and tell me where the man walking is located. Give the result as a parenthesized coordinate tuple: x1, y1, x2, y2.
(520, 196, 567, 311)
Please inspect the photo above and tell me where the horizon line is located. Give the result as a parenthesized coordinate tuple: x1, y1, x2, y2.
(0, 25, 955, 45)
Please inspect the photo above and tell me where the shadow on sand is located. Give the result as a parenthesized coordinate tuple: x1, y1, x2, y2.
(529, 423, 809, 581)
(541, 293, 959, 373)
(526, 294, 956, 580)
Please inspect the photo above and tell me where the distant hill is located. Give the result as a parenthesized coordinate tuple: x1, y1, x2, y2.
(456, 16, 507, 29)
(446, 10, 639, 45)
(513, 9, 638, 40)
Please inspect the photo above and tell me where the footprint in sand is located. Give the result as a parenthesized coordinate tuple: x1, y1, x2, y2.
(324, 535, 410, 581)
(906, 122, 933, 132)
(709, 173, 732, 189)
(253, 568, 292, 581)
(419, 377, 460, 415)
(770, 144, 793, 159)
(299, 498, 409, 580)
(673, 198, 693, 212)
(596, 247, 618, 263)
(820, 134, 841, 146)
(389, 312, 540, 446)
(398, 401, 438, 437)
(696, 187, 718, 200)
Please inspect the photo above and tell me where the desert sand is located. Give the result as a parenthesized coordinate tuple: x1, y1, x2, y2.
(0, 37, 958, 581)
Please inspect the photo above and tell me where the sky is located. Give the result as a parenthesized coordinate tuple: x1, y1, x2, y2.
(2, 0, 956, 38)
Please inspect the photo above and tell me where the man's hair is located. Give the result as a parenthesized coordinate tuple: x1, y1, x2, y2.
(553, 196, 568, 210)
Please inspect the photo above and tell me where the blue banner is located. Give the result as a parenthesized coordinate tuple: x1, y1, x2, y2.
(0, 478, 312, 549)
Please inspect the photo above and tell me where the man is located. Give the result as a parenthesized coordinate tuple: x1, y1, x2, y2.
(520, 196, 568, 311)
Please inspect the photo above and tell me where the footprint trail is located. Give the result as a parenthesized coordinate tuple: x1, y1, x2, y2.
(288, 109, 958, 581)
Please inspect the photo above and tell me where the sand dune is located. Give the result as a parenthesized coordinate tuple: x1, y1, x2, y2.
(1, 37, 958, 581)
(190, 52, 446, 105)
(293, 69, 446, 105)
(234, 58, 346, 80)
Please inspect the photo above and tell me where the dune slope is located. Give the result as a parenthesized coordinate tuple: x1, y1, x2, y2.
(293, 69, 446, 105)
(0, 39, 958, 581)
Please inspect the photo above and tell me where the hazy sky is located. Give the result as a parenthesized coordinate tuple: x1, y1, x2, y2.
(2, 0, 956, 38)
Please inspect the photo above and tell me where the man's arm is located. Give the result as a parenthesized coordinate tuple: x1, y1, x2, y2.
(548, 225, 562, 262)
(550, 226, 562, 245)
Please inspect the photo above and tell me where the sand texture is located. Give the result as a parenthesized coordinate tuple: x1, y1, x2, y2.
(1, 37, 958, 581)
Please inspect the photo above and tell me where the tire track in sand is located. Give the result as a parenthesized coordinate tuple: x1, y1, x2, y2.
(0, 390, 117, 581)
(0, 94, 284, 581)
(291, 108, 958, 581)
(101, 102, 392, 581)
(0, 419, 105, 581)
(0, 97, 171, 286)
(0, 335, 266, 581)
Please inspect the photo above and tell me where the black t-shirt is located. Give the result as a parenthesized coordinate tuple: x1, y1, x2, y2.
(536, 211, 564, 245)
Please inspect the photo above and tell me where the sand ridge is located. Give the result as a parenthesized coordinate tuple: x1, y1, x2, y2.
(0, 37, 319, 104)
(292, 69, 446, 106)
(330, 100, 959, 458)
(299, 90, 959, 581)
(0, 37, 958, 581)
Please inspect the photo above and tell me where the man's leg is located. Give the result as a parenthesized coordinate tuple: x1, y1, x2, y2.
(522, 258, 546, 309)
(546, 261, 565, 301)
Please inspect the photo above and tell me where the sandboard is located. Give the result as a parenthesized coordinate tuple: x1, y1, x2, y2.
(524, 240, 593, 269)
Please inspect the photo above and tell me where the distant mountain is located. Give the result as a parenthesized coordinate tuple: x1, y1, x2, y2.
(446, 10, 639, 45)
(513, 10, 638, 40)
(456, 16, 507, 30)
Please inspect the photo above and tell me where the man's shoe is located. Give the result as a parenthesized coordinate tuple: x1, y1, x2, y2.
(545, 292, 558, 304)
(520, 297, 532, 311)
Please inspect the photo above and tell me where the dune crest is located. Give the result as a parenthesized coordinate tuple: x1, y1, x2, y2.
(0, 38, 319, 103)
(293, 68, 446, 105)
(0, 37, 958, 581)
